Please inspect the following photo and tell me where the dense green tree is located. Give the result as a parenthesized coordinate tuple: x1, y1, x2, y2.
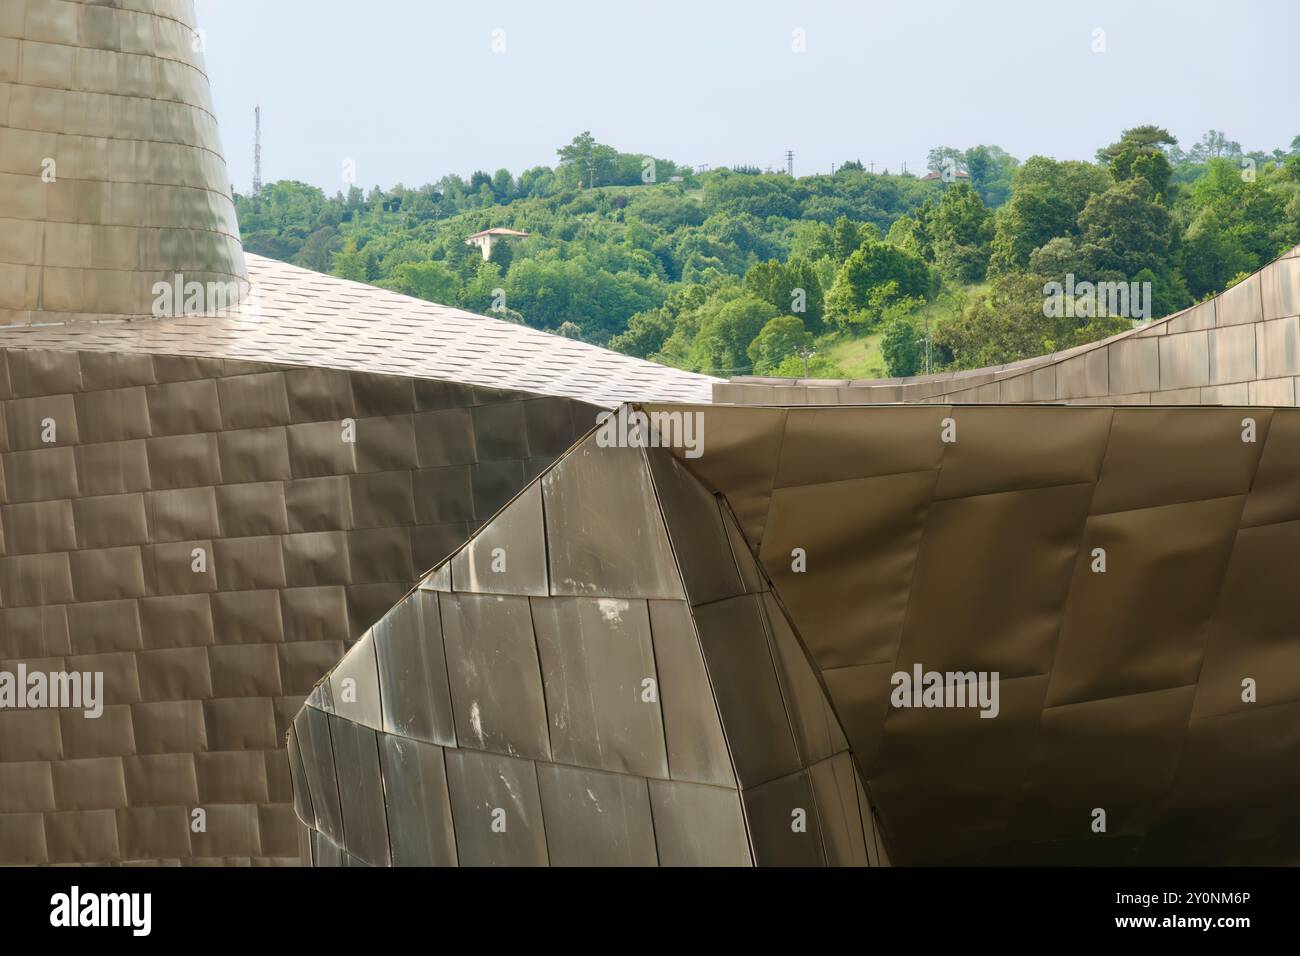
(825, 240, 933, 329)
(988, 157, 1109, 274)
(557, 131, 618, 188)
(688, 294, 779, 374)
(1077, 179, 1173, 277)
(744, 258, 824, 331)
(932, 182, 994, 282)
(963, 144, 1017, 207)
(381, 261, 462, 303)
(1096, 126, 1178, 164)
(885, 200, 934, 262)
(831, 216, 875, 261)
(747, 315, 814, 374)
(881, 311, 924, 376)
(1109, 143, 1173, 198)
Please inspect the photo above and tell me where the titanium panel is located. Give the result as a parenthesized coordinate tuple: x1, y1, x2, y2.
(535, 763, 658, 866)
(693, 595, 802, 787)
(377, 733, 457, 866)
(647, 779, 751, 866)
(741, 770, 825, 866)
(646, 600, 736, 788)
(443, 748, 548, 866)
(531, 597, 668, 778)
(449, 482, 547, 595)
(373, 590, 456, 747)
(542, 438, 683, 600)
(438, 592, 550, 761)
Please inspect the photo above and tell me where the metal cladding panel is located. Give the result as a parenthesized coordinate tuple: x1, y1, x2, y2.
(761, 591, 848, 766)
(292, 705, 342, 845)
(898, 483, 1095, 680)
(1207, 324, 1256, 386)
(692, 595, 802, 788)
(531, 597, 668, 779)
(1262, 256, 1300, 321)
(1022, 685, 1196, 844)
(0, 0, 247, 325)
(443, 748, 548, 867)
(1257, 316, 1300, 380)
(1216, 270, 1263, 327)
(373, 590, 456, 747)
(647, 600, 736, 788)
(1194, 524, 1300, 717)
(1107, 337, 1160, 396)
(646, 779, 751, 867)
(328, 716, 390, 866)
(0, 344, 596, 864)
(808, 752, 871, 867)
(327, 630, 382, 731)
(449, 482, 547, 595)
(1047, 496, 1244, 707)
(931, 406, 1111, 500)
(650, 402, 1300, 864)
(438, 592, 551, 761)
(535, 763, 658, 867)
(759, 470, 935, 669)
(741, 769, 826, 866)
(1090, 408, 1266, 515)
(377, 733, 457, 866)
(775, 405, 947, 489)
(644, 448, 744, 606)
(542, 438, 683, 600)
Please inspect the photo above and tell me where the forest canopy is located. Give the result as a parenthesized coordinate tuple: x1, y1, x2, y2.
(235, 129, 1300, 380)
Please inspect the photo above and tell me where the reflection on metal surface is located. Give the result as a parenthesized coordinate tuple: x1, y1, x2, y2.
(297, 397, 1300, 865)
(0, 0, 246, 325)
(654, 402, 1300, 864)
(0, 352, 599, 864)
(291, 436, 882, 866)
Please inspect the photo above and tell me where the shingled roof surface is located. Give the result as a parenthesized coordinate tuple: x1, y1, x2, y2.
(0, 254, 719, 408)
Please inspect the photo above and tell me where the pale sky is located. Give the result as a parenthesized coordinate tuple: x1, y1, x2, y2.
(198, 0, 1300, 195)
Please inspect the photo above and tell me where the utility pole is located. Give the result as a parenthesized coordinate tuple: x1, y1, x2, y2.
(868, 161, 876, 174)
(924, 311, 932, 374)
(798, 346, 816, 378)
(252, 104, 263, 194)
(785, 149, 794, 177)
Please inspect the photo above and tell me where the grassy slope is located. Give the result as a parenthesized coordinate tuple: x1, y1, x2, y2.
(811, 284, 975, 379)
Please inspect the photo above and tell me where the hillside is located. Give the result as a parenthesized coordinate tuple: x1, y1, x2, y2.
(234, 130, 1300, 381)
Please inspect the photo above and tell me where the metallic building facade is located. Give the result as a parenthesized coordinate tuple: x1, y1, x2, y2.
(0, 350, 604, 863)
(0, 0, 247, 325)
(290, 432, 885, 866)
(296, 402, 1300, 865)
